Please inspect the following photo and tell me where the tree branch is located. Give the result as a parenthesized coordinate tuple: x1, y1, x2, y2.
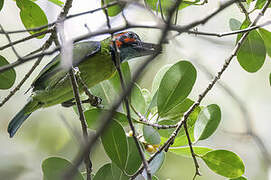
(0, 29, 53, 51)
(69, 69, 92, 180)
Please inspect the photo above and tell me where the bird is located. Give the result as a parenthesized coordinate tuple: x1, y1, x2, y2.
(8, 31, 159, 138)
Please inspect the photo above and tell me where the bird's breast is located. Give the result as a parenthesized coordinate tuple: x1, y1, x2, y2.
(78, 53, 116, 88)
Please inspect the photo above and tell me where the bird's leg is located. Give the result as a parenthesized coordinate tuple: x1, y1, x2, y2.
(61, 97, 103, 108)
(72, 67, 103, 108)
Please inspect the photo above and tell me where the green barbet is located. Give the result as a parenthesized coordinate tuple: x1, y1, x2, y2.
(8, 31, 158, 137)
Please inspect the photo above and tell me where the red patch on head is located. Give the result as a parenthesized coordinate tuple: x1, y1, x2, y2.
(124, 38, 136, 43)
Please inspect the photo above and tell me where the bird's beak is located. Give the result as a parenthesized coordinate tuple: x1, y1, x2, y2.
(134, 42, 161, 57)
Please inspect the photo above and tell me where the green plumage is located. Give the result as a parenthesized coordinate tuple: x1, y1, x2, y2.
(8, 31, 158, 137)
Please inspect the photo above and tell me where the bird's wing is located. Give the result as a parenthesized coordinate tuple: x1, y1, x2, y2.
(31, 41, 101, 91)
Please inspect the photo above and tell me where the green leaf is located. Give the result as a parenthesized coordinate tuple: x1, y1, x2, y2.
(152, 64, 172, 97)
(94, 163, 129, 180)
(93, 164, 114, 180)
(258, 28, 271, 58)
(160, 98, 194, 118)
(229, 18, 241, 31)
(109, 62, 131, 93)
(142, 88, 152, 107)
(0, 55, 16, 89)
(85, 109, 130, 129)
(125, 137, 142, 175)
(16, 0, 48, 38)
(201, 150, 245, 178)
(89, 80, 118, 109)
(145, 0, 200, 14)
(127, 83, 146, 118)
(143, 125, 161, 145)
(101, 120, 128, 170)
(111, 163, 129, 180)
(255, 0, 271, 9)
(194, 104, 221, 141)
(146, 91, 158, 115)
(42, 157, 84, 180)
(229, 176, 247, 180)
(157, 61, 197, 116)
(0, 0, 4, 11)
(152, 176, 159, 180)
(101, 0, 124, 17)
(158, 104, 201, 147)
(142, 151, 165, 178)
(48, 0, 64, 7)
(169, 146, 212, 158)
(269, 73, 271, 86)
(237, 19, 266, 72)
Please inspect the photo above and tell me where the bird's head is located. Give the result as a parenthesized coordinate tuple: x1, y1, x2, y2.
(110, 31, 160, 62)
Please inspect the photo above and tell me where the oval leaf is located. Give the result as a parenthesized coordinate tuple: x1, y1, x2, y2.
(143, 125, 161, 145)
(0, 0, 3, 11)
(142, 151, 165, 178)
(93, 164, 114, 180)
(111, 163, 129, 180)
(229, 18, 241, 31)
(237, 20, 266, 73)
(258, 28, 271, 58)
(16, 0, 48, 38)
(201, 150, 245, 178)
(125, 137, 142, 175)
(94, 163, 129, 180)
(85, 109, 130, 129)
(42, 157, 84, 180)
(0, 55, 16, 89)
(127, 83, 146, 118)
(101, 120, 128, 170)
(169, 146, 212, 158)
(194, 104, 221, 141)
(109, 62, 131, 93)
(151, 64, 172, 97)
(101, 0, 124, 17)
(157, 61, 197, 116)
(145, 0, 199, 14)
(89, 80, 118, 109)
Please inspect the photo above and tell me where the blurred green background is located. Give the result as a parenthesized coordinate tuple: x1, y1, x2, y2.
(0, 0, 271, 179)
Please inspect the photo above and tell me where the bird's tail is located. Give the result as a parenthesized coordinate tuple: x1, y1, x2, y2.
(8, 99, 39, 138)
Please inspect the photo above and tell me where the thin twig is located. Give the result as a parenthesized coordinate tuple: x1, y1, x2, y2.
(130, 104, 177, 129)
(0, 29, 53, 50)
(184, 122, 201, 178)
(114, 43, 152, 180)
(0, 25, 21, 59)
(69, 69, 92, 180)
(0, 34, 55, 107)
(0, 1, 123, 34)
(2, 15, 269, 74)
(77, 75, 102, 107)
(186, 20, 271, 37)
(236, 0, 250, 20)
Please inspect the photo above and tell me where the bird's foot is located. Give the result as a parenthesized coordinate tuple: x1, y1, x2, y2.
(88, 96, 103, 108)
(61, 98, 75, 107)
